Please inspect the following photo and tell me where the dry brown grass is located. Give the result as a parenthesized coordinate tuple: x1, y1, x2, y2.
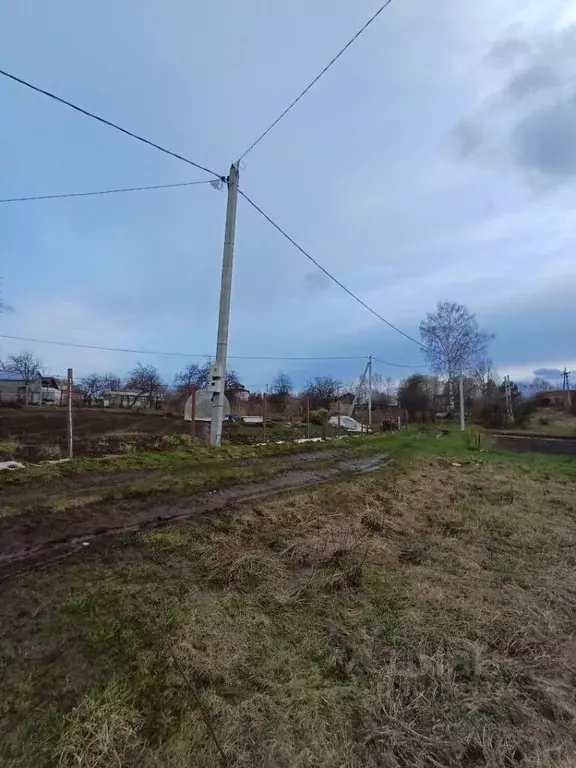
(1, 454, 576, 767)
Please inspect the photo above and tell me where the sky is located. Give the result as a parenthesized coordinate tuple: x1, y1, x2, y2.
(1, 0, 575, 391)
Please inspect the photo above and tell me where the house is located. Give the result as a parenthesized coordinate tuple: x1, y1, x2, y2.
(0, 372, 61, 405)
(102, 390, 163, 409)
(58, 381, 86, 407)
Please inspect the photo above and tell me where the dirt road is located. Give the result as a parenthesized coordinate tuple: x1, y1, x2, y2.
(0, 453, 389, 581)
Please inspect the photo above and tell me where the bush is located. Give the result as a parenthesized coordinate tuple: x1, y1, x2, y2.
(39, 443, 62, 460)
(308, 409, 329, 426)
(0, 440, 20, 459)
(463, 430, 482, 451)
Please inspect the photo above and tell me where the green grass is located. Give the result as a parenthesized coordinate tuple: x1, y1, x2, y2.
(1, 447, 576, 766)
(365, 428, 576, 479)
(0, 437, 336, 490)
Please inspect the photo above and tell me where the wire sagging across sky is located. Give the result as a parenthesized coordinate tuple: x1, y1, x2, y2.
(0, 68, 224, 180)
(0, 179, 215, 204)
(373, 356, 429, 370)
(239, 190, 428, 351)
(0, 334, 367, 361)
(238, 0, 396, 161)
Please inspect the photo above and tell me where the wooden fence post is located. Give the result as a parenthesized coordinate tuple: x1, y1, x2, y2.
(67, 368, 74, 459)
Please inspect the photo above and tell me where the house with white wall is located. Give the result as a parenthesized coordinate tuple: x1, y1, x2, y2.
(0, 372, 61, 405)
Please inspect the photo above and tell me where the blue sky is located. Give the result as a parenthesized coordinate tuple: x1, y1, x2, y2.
(1, 0, 575, 390)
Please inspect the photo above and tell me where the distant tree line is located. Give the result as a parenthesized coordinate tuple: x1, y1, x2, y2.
(0, 297, 560, 423)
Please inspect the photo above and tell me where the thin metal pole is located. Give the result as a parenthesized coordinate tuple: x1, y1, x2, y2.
(368, 355, 372, 429)
(459, 374, 465, 432)
(210, 164, 239, 448)
(263, 390, 267, 442)
(307, 396, 311, 439)
(67, 367, 74, 459)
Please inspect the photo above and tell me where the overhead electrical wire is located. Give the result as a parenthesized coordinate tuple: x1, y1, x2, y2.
(238, 190, 428, 351)
(0, 179, 215, 204)
(372, 356, 429, 370)
(0, 68, 224, 180)
(238, 0, 396, 161)
(0, 334, 366, 361)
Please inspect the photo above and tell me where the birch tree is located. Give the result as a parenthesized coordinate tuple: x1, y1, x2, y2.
(419, 301, 492, 410)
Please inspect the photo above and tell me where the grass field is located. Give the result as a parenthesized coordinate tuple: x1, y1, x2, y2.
(523, 408, 576, 436)
(1, 431, 576, 767)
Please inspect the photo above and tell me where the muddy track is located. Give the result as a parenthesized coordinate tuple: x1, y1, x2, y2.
(0, 449, 344, 504)
(0, 454, 390, 582)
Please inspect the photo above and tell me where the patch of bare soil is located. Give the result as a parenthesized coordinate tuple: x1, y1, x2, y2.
(0, 454, 389, 580)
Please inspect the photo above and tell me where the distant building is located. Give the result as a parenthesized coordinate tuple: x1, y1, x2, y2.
(0, 372, 61, 405)
(538, 390, 575, 409)
(102, 390, 163, 409)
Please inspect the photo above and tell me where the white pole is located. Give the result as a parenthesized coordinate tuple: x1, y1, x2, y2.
(459, 374, 465, 432)
(368, 355, 373, 429)
(210, 164, 239, 447)
(67, 367, 74, 458)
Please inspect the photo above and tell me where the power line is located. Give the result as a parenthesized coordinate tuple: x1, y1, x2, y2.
(0, 333, 366, 361)
(238, 190, 427, 350)
(238, 0, 396, 161)
(372, 356, 428, 370)
(0, 68, 224, 180)
(0, 179, 215, 204)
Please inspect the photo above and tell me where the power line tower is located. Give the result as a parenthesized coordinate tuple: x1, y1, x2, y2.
(350, 357, 373, 426)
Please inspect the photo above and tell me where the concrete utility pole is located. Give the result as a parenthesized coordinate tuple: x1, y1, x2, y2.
(210, 164, 239, 447)
(368, 355, 373, 429)
(350, 360, 369, 419)
(459, 374, 465, 432)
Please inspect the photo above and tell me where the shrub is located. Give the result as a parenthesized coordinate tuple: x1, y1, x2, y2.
(39, 443, 62, 460)
(0, 439, 20, 459)
(308, 408, 329, 426)
(463, 430, 482, 451)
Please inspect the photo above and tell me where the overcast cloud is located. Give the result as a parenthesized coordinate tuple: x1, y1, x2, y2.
(0, 0, 574, 389)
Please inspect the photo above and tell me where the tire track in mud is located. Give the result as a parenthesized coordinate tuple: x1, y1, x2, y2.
(0, 454, 391, 582)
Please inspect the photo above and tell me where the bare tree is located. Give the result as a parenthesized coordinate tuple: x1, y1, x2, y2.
(420, 301, 493, 410)
(79, 372, 121, 406)
(174, 363, 243, 395)
(383, 376, 397, 398)
(531, 376, 552, 394)
(271, 371, 293, 397)
(301, 375, 342, 409)
(103, 373, 122, 392)
(126, 363, 166, 408)
(471, 359, 499, 398)
(398, 374, 433, 420)
(79, 373, 103, 406)
(2, 350, 42, 404)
